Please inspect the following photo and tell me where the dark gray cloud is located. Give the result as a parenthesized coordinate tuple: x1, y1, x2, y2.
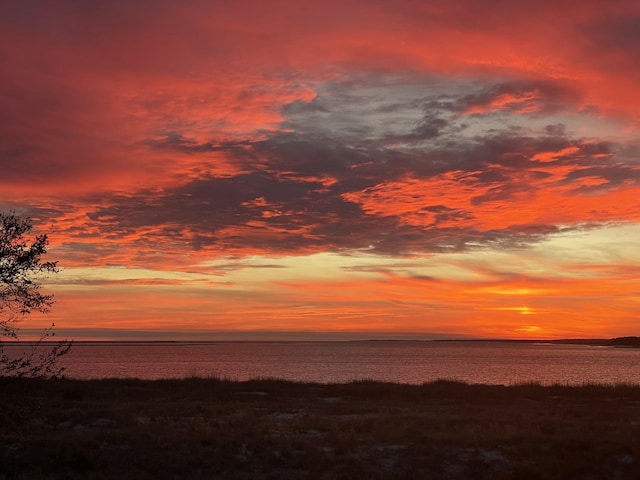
(16, 75, 636, 264)
(74, 127, 623, 260)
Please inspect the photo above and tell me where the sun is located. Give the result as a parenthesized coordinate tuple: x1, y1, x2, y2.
(517, 325, 542, 334)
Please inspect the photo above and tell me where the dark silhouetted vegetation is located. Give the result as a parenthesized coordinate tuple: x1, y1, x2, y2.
(0, 212, 71, 377)
(1, 377, 639, 479)
(608, 336, 640, 347)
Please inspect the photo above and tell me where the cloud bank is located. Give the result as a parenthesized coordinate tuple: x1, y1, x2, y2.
(2, 0, 639, 338)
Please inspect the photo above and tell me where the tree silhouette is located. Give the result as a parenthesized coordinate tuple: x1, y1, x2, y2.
(0, 212, 71, 377)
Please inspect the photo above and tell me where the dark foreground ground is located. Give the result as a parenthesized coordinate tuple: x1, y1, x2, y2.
(1, 378, 640, 479)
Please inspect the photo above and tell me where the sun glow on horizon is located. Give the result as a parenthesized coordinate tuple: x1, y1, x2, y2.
(43, 222, 640, 340)
(517, 325, 543, 334)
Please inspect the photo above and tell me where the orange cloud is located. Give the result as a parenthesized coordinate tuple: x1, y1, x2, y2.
(343, 149, 640, 233)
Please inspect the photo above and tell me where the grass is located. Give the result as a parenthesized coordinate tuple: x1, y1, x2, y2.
(1, 377, 639, 479)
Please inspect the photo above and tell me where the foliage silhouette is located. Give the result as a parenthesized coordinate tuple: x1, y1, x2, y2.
(0, 211, 71, 377)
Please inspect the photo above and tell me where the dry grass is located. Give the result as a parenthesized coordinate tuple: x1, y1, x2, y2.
(1, 377, 639, 479)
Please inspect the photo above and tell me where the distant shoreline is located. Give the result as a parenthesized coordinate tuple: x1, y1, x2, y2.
(432, 337, 640, 347)
(3, 336, 639, 347)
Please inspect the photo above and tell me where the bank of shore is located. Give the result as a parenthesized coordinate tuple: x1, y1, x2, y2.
(1, 377, 639, 479)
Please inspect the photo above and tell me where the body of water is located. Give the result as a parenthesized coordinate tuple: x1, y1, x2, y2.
(38, 341, 640, 385)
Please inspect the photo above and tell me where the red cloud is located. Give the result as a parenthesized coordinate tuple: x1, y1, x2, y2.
(3, 0, 640, 194)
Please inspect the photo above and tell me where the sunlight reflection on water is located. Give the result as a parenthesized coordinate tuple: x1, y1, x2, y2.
(56, 341, 640, 385)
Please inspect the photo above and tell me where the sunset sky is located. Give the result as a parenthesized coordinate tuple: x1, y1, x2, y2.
(2, 0, 639, 340)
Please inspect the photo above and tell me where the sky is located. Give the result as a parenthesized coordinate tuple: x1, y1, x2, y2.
(2, 0, 639, 340)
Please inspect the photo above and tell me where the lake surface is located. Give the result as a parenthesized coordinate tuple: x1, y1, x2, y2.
(45, 341, 640, 385)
